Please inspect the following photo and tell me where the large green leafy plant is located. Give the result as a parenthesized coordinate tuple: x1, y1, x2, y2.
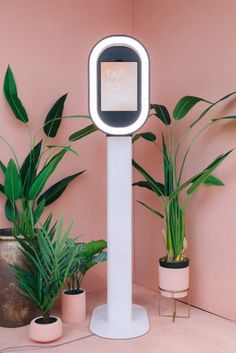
(133, 93, 236, 263)
(66, 239, 107, 294)
(12, 213, 80, 323)
(1, 66, 86, 235)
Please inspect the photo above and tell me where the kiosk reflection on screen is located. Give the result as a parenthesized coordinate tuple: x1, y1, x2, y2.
(101, 62, 137, 112)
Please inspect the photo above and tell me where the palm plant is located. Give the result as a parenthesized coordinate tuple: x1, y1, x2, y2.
(66, 239, 107, 294)
(1, 66, 89, 236)
(133, 93, 236, 263)
(12, 212, 80, 324)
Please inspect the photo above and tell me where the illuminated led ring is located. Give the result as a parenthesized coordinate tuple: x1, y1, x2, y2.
(89, 35, 150, 135)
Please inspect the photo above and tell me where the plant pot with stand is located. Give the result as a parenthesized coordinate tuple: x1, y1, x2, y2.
(133, 92, 236, 320)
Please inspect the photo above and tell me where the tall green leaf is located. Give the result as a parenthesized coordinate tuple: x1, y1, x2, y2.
(33, 199, 45, 224)
(43, 93, 68, 137)
(173, 96, 212, 120)
(132, 159, 165, 197)
(171, 151, 232, 199)
(37, 170, 86, 206)
(132, 132, 156, 143)
(187, 150, 232, 195)
(3, 66, 28, 123)
(190, 92, 236, 128)
(5, 199, 18, 222)
(20, 140, 42, 196)
(0, 161, 6, 174)
(202, 175, 224, 186)
(212, 115, 236, 122)
(151, 104, 171, 125)
(133, 180, 165, 194)
(137, 200, 164, 219)
(69, 124, 97, 141)
(28, 149, 67, 200)
(4, 159, 22, 201)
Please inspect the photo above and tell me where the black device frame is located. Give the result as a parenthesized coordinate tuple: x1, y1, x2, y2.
(97, 46, 141, 128)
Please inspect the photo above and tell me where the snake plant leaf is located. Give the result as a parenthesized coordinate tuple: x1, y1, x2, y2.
(132, 132, 156, 143)
(187, 150, 233, 195)
(0, 183, 4, 193)
(3, 66, 28, 123)
(137, 200, 164, 219)
(43, 93, 68, 137)
(150, 104, 171, 125)
(5, 199, 18, 222)
(20, 140, 42, 197)
(132, 159, 166, 197)
(173, 96, 212, 120)
(4, 159, 22, 201)
(212, 115, 236, 122)
(28, 149, 67, 200)
(0, 161, 6, 174)
(37, 170, 86, 206)
(69, 124, 97, 141)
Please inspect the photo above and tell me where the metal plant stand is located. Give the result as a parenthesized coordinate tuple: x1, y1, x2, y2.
(158, 287, 190, 322)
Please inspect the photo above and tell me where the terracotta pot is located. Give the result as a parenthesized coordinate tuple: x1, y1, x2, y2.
(61, 289, 86, 323)
(29, 316, 63, 343)
(159, 257, 189, 298)
(0, 230, 37, 327)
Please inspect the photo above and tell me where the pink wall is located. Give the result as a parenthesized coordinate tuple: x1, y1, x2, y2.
(1, 0, 236, 320)
(0, 0, 133, 292)
(133, 0, 236, 320)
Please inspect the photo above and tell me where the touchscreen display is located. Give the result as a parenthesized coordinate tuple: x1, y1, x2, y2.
(101, 62, 137, 111)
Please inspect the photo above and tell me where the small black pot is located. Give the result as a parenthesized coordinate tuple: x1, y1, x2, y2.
(159, 256, 189, 269)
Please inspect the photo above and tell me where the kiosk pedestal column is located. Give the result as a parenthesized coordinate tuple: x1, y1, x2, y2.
(90, 136, 149, 339)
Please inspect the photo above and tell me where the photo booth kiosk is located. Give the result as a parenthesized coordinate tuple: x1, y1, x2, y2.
(89, 35, 150, 339)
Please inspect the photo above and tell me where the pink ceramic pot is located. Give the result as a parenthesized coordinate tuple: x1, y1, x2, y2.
(159, 259, 189, 299)
(29, 316, 63, 343)
(61, 289, 86, 323)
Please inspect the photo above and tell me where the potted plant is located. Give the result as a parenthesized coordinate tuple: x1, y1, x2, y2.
(12, 210, 81, 343)
(0, 66, 87, 327)
(61, 239, 107, 323)
(133, 92, 236, 299)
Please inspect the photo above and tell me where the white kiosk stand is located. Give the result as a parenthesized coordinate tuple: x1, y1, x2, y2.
(89, 36, 150, 339)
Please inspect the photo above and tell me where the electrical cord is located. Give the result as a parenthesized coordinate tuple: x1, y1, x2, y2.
(0, 333, 95, 352)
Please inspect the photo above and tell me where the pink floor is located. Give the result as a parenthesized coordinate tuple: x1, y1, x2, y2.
(0, 285, 235, 353)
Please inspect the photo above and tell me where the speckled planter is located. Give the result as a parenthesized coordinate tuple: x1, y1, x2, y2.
(0, 231, 37, 327)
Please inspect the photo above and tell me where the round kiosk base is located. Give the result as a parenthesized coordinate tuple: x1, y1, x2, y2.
(90, 304, 149, 339)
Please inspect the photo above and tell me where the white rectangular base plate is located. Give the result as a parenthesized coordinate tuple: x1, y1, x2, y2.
(90, 304, 149, 339)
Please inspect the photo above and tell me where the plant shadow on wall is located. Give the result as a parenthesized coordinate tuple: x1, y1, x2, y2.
(132, 92, 236, 299)
(0, 65, 95, 328)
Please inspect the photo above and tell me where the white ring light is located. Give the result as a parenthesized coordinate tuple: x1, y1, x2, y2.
(89, 35, 150, 135)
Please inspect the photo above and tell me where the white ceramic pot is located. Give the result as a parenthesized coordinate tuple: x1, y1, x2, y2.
(29, 316, 63, 343)
(159, 258, 189, 299)
(61, 289, 86, 323)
